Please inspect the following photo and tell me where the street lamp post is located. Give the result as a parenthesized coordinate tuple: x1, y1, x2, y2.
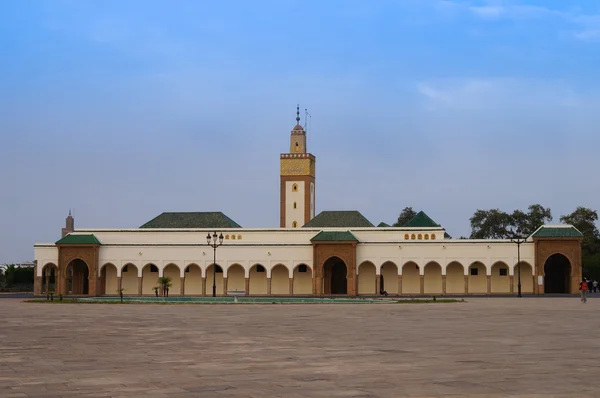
(206, 232, 224, 297)
(510, 235, 527, 298)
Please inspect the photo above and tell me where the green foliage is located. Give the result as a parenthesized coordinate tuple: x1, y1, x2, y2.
(157, 276, 172, 297)
(0, 264, 34, 288)
(560, 207, 600, 280)
(469, 204, 553, 239)
(393, 207, 417, 227)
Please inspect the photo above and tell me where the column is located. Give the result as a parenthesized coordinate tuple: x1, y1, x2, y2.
(464, 275, 468, 294)
(420, 275, 425, 294)
(180, 277, 185, 296)
(267, 278, 272, 296)
(245, 278, 250, 294)
(509, 276, 514, 293)
(398, 275, 402, 295)
(487, 275, 492, 294)
(201, 277, 206, 296)
(442, 275, 447, 295)
(376, 275, 381, 295)
(117, 276, 122, 295)
(222, 278, 227, 296)
(289, 278, 294, 295)
(137, 277, 143, 296)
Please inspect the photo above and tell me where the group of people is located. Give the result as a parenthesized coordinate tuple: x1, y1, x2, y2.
(579, 278, 599, 303)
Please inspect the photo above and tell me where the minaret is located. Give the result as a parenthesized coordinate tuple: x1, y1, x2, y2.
(61, 210, 74, 237)
(280, 105, 316, 228)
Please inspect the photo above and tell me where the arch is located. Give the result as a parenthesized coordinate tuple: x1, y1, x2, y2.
(41, 263, 58, 294)
(120, 263, 138, 295)
(357, 261, 376, 295)
(163, 264, 181, 296)
(292, 221, 298, 228)
(514, 262, 534, 294)
(227, 264, 245, 292)
(142, 263, 159, 295)
(65, 258, 90, 295)
(293, 264, 312, 295)
(323, 256, 347, 294)
(402, 262, 420, 294)
(381, 261, 398, 294)
(404, 234, 409, 240)
(424, 262, 442, 294)
(418, 234, 422, 240)
(431, 233, 436, 240)
(491, 262, 510, 293)
(292, 183, 298, 192)
(206, 264, 224, 296)
(101, 263, 118, 296)
(424, 234, 429, 240)
(271, 264, 290, 295)
(411, 234, 416, 240)
(468, 262, 486, 294)
(184, 264, 202, 295)
(249, 264, 267, 295)
(544, 254, 571, 294)
(446, 262, 464, 294)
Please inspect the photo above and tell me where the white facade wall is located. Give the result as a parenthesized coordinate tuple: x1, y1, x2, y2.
(285, 181, 305, 228)
(35, 228, 534, 279)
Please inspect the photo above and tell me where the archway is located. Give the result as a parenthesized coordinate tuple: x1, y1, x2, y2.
(513, 262, 534, 294)
(491, 262, 510, 293)
(323, 257, 347, 294)
(227, 264, 245, 292)
(357, 262, 376, 295)
(206, 264, 224, 296)
(381, 262, 398, 294)
(66, 259, 89, 295)
(184, 264, 202, 295)
(446, 262, 464, 294)
(142, 264, 159, 295)
(249, 264, 267, 295)
(544, 254, 571, 294)
(424, 262, 442, 294)
(121, 264, 138, 295)
(401, 262, 420, 294)
(42, 263, 57, 294)
(101, 263, 118, 295)
(163, 264, 181, 296)
(271, 264, 290, 295)
(293, 264, 312, 295)
(468, 262, 486, 294)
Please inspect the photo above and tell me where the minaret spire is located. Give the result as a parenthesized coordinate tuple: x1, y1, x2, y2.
(296, 104, 300, 125)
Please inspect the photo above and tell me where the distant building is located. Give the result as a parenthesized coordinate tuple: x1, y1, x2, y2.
(33, 108, 583, 297)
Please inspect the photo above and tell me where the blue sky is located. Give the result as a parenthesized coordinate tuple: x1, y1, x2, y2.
(1, 0, 599, 263)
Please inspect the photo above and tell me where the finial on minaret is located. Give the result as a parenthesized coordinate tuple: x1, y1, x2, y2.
(296, 104, 300, 125)
(69, 209, 71, 216)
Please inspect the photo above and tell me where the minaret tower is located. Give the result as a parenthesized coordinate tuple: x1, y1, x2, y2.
(280, 105, 316, 228)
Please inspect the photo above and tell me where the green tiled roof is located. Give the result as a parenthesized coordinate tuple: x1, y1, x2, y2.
(310, 231, 359, 242)
(378, 222, 391, 227)
(404, 211, 440, 228)
(303, 211, 374, 228)
(140, 212, 241, 229)
(532, 225, 584, 238)
(444, 231, 452, 239)
(56, 234, 101, 245)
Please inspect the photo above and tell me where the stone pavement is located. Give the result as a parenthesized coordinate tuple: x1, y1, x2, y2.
(0, 298, 599, 397)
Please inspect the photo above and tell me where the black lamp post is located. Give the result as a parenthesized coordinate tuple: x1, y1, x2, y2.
(206, 232, 224, 297)
(510, 233, 527, 298)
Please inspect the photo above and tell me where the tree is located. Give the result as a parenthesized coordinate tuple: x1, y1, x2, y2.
(470, 204, 553, 239)
(157, 277, 172, 297)
(393, 207, 416, 227)
(560, 207, 600, 280)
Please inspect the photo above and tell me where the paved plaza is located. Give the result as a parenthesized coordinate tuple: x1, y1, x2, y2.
(1, 298, 599, 397)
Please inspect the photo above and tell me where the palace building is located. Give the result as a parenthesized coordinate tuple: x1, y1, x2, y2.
(33, 108, 583, 297)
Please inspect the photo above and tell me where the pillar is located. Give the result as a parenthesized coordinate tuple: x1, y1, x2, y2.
(289, 278, 294, 295)
(487, 275, 492, 294)
(420, 275, 425, 295)
(442, 275, 447, 295)
(509, 276, 514, 293)
(201, 277, 206, 296)
(464, 275, 468, 294)
(245, 278, 250, 294)
(222, 277, 227, 296)
(398, 275, 402, 296)
(180, 277, 185, 296)
(116, 276, 122, 295)
(137, 277, 143, 296)
(267, 278, 272, 296)
(376, 275, 381, 295)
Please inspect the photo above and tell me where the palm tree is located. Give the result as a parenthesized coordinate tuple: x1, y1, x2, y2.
(157, 277, 172, 297)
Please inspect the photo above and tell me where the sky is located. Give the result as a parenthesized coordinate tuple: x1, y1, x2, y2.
(1, 0, 599, 263)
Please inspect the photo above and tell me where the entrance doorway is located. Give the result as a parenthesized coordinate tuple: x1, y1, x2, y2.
(323, 257, 347, 294)
(67, 259, 90, 295)
(544, 254, 571, 294)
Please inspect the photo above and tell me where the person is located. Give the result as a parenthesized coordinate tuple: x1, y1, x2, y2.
(593, 280, 599, 293)
(579, 279, 588, 303)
